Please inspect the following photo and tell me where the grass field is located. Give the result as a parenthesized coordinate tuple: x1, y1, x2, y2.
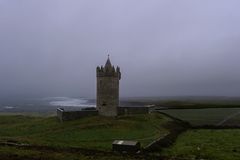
(162, 129, 240, 160)
(160, 108, 240, 126)
(1, 111, 240, 159)
(0, 113, 171, 151)
(0, 145, 145, 160)
(223, 115, 240, 126)
(124, 97, 240, 109)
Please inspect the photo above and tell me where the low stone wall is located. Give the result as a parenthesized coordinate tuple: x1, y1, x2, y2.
(118, 107, 149, 115)
(143, 111, 191, 152)
(57, 106, 149, 122)
(57, 108, 98, 122)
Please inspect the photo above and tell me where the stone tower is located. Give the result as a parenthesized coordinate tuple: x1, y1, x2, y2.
(96, 56, 121, 117)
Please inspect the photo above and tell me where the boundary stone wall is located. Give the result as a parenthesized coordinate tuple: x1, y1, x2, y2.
(118, 107, 149, 115)
(57, 106, 150, 122)
(57, 108, 98, 122)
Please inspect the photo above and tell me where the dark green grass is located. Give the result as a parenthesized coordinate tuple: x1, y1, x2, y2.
(161, 108, 240, 126)
(125, 98, 240, 109)
(0, 111, 56, 117)
(0, 146, 143, 160)
(162, 129, 240, 160)
(156, 100, 240, 109)
(0, 113, 171, 150)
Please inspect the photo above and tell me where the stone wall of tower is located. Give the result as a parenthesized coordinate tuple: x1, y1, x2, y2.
(97, 76, 119, 116)
(96, 59, 121, 117)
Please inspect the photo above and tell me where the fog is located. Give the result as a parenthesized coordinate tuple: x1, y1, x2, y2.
(0, 0, 240, 98)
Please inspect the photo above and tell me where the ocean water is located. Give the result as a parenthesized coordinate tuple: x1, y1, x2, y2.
(0, 96, 149, 113)
(0, 97, 96, 113)
(45, 97, 96, 108)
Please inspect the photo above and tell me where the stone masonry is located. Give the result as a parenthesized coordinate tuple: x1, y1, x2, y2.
(57, 56, 149, 122)
(96, 56, 121, 117)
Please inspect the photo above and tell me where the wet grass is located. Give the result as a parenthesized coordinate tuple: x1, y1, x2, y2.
(0, 113, 171, 150)
(160, 108, 240, 126)
(125, 98, 240, 109)
(161, 129, 240, 160)
(0, 146, 143, 160)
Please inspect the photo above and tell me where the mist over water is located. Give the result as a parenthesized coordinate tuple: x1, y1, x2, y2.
(0, 97, 96, 113)
(0, 1, 240, 101)
(48, 97, 96, 107)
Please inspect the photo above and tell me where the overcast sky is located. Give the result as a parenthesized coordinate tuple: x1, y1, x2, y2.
(0, 0, 240, 98)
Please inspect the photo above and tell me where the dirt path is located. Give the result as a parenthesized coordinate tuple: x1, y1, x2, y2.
(217, 111, 240, 126)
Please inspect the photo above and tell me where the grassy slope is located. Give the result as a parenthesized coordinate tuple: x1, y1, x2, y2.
(162, 129, 240, 160)
(1, 113, 239, 160)
(0, 113, 171, 150)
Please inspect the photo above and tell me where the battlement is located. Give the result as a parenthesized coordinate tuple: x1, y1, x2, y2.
(96, 65, 121, 79)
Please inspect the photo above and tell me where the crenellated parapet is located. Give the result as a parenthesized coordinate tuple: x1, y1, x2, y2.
(96, 61, 121, 79)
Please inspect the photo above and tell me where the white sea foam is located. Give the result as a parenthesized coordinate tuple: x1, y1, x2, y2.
(4, 106, 16, 109)
(48, 97, 95, 107)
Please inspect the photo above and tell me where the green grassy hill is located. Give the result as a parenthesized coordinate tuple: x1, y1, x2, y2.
(1, 112, 239, 160)
(0, 113, 172, 151)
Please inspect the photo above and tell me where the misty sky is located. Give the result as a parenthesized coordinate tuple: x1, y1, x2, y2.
(0, 0, 240, 98)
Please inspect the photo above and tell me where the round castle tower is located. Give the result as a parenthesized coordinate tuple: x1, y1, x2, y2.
(96, 56, 121, 117)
